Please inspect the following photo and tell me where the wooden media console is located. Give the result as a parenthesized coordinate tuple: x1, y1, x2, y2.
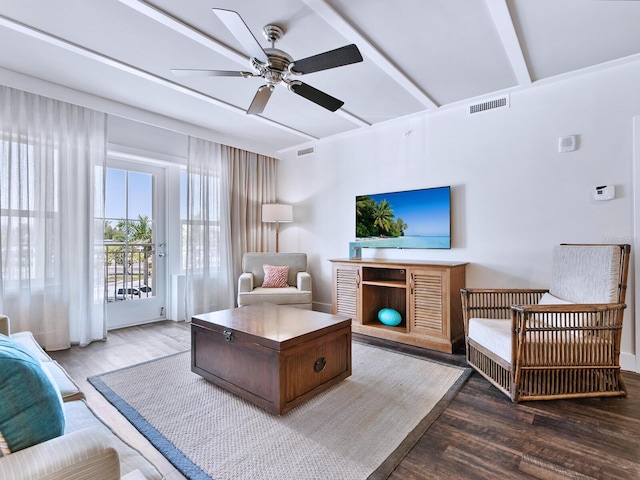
(330, 258, 467, 353)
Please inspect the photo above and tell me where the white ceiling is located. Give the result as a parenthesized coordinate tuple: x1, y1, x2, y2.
(1, 0, 639, 155)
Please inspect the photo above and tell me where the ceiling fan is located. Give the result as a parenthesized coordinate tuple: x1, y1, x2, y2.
(171, 8, 363, 115)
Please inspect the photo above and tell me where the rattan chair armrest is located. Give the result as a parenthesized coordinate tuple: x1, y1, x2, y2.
(461, 289, 549, 332)
(510, 303, 626, 336)
(509, 303, 627, 376)
(461, 288, 548, 305)
(461, 288, 549, 294)
(511, 303, 626, 314)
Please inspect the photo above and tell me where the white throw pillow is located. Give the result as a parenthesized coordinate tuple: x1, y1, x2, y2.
(537, 292, 573, 305)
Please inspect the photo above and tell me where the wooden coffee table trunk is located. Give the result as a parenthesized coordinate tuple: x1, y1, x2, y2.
(191, 303, 352, 415)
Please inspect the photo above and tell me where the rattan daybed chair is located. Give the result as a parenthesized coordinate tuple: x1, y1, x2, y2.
(461, 243, 630, 402)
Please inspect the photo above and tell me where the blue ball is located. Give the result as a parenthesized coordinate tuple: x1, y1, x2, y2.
(378, 308, 402, 326)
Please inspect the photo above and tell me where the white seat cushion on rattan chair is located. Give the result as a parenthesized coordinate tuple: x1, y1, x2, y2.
(549, 245, 621, 303)
(468, 318, 513, 363)
(469, 294, 577, 362)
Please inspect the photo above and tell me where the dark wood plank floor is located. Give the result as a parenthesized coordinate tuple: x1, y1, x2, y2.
(50, 321, 640, 480)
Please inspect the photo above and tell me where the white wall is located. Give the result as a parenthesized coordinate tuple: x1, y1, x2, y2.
(277, 61, 640, 372)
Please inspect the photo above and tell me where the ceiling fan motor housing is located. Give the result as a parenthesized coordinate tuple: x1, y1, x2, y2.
(260, 48, 293, 85)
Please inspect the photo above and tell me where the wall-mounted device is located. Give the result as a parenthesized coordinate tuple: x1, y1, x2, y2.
(559, 135, 578, 153)
(594, 185, 615, 201)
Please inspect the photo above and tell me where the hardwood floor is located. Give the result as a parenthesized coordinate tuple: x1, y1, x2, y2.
(50, 321, 640, 480)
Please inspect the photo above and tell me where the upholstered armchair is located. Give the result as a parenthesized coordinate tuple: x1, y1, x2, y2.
(461, 244, 630, 402)
(237, 252, 312, 309)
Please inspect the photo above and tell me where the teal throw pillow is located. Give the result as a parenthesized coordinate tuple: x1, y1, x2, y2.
(0, 334, 65, 456)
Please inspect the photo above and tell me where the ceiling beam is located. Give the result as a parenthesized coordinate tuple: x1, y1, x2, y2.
(0, 13, 317, 142)
(302, 0, 439, 110)
(485, 0, 532, 85)
(116, 0, 248, 66)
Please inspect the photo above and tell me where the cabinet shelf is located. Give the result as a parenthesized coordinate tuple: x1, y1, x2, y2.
(330, 258, 467, 353)
(361, 280, 406, 288)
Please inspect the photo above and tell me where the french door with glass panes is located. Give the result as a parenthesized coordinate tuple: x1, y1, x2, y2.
(105, 160, 166, 329)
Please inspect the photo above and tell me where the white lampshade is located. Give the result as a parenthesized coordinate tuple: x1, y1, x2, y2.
(262, 204, 293, 223)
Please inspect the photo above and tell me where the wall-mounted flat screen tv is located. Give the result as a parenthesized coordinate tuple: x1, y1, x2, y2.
(355, 185, 451, 249)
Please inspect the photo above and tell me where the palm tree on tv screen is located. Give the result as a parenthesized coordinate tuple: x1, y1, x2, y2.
(356, 196, 406, 238)
(356, 196, 377, 237)
(373, 199, 395, 235)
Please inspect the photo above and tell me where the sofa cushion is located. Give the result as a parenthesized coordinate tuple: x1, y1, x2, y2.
(63, 401, 163, 479)
(10, 331, 83, 401)
(8, 331, 50, 362)
(537, 292, 573, 306)
(0, 334, 65, 456)
(468, 318, 512, 363)
(549, 245, 621, 303)
(262, 265, 289, 287)
(237, 287, 312, 306)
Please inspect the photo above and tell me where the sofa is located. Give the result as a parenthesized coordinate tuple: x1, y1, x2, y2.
(237, 252, 312, 309)
(0, 314, 163, 480)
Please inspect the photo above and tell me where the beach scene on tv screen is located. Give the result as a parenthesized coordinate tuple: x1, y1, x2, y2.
(355, 186, 451, 249)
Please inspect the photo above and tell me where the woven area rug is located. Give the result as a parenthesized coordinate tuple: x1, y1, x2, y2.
(88, 342, 470, 480)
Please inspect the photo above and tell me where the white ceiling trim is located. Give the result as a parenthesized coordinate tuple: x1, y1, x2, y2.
(116, 0, 248, 65)
(0, 14, 317, 142)
(0, 66, 281, 157)
(334, 108, 370, 127)
(485, 0, 532, 85)
(302, 0, 439, 110)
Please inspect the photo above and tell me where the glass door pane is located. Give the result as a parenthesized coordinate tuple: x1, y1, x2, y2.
(105, 160, 166, 329)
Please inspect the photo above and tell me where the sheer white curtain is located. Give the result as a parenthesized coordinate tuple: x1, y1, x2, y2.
(184, 138, 278, 318)
(0, 86, 107, 350)
(185, 137, 234, 319)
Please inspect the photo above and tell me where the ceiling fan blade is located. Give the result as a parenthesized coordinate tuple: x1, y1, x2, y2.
(247, 85, 275, 115)
(290, 44, 363, 75)
(171, 69, 254, 77)
(213, 9, 268, 63)
(288, 82, 344, 112)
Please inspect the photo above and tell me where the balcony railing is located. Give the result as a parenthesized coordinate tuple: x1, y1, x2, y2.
(105, 242, 154, 302)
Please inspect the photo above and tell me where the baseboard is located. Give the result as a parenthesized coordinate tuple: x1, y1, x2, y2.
(313, 301, 332, 313)
(620, 352, 637, 373)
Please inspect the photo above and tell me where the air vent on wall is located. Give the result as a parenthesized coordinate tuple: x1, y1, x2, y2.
(468, 95, 510, 115)
(297, 146, 315, 157)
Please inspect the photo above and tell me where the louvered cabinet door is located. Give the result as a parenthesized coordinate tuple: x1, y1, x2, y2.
(333, 264, 361, 323)
(408, 269, 449, 339)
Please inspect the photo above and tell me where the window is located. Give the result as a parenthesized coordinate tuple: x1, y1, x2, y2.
(105, 167, 155, 301)
(180, 170, 221, 271)
(0, 138, 61, 285)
